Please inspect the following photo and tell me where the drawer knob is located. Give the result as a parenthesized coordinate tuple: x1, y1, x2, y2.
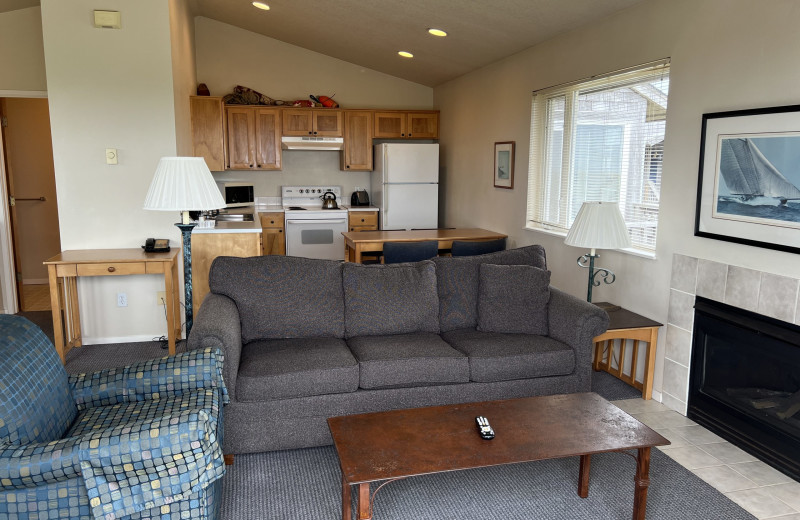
(107, 266, 116, 273)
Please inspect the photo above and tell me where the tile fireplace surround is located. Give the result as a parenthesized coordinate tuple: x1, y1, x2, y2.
(664, 254, 800, 415)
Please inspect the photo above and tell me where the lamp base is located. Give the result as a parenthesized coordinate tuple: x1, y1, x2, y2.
(176, 222, 197, 337)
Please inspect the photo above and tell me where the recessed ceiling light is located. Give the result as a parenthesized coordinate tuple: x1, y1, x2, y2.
(428, 28, 447, 37)
(398, 51, 414, 58)
(252, 2, 270, 10)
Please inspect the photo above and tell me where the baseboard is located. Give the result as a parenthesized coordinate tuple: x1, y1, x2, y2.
(651, 389, 663, 402)
(23, 278, 49, 285)
(82, 334, 163, 345)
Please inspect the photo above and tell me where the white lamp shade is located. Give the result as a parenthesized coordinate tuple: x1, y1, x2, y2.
(564, 201, 631, 250)
(143, 157, 225, 211)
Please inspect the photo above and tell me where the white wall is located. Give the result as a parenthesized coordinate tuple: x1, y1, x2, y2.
(434, 0, 800, 404)
(0, 7, 47, 93)
(41, 0, 181, 342)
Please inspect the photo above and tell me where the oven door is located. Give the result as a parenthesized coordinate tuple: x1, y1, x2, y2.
(285, 218, 347, 260)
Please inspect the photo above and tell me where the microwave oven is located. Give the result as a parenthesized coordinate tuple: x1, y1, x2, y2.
(218, 183, 255, 208)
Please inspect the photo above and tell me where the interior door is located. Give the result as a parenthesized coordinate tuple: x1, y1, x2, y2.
(1, 97, 61, 312)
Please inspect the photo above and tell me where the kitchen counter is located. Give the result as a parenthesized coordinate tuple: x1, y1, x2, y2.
(342, 205, 379, 212)
(192, 207, 265, 234)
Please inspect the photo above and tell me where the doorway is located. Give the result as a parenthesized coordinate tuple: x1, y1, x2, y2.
(0, 97, 60, 312)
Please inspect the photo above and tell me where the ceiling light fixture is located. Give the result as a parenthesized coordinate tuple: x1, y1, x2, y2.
(428, 28, 447, 37)
(398, 51, 414, 58)
(252, 2, 270, 10)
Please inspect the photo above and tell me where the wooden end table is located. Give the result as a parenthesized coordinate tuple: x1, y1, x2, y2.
(593, 303, 662, 400)
(328, 393, 669, 520)
(44, 249, 181, 363)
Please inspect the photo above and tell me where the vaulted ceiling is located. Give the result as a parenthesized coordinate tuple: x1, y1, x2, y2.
(3, 0, 649, 87)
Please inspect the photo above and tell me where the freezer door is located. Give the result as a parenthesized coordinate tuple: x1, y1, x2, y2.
(383, 143, 439, 183)
(382, 183, 438, 230)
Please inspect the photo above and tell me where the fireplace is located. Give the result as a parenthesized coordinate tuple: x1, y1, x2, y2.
(688, 296, 800, 480)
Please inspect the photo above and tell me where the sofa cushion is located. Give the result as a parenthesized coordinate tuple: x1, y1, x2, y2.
(347, 333, 469, 389)
(236, 337, 359, 400)
(433, 245, 548, 332)
(477, 264, 550, 335)
(441, 328, 574, 383)
(343, 261, 440, 337)
(0, 315, 77, 444)
(209, 255, 345, 341)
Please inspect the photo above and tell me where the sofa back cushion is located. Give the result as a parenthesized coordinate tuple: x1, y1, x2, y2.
(477, 264, 551, 335)
(432, 245, 548, 332)
(209, 255, 345, 341)
(0, 315, 77, 444)
(343, 261, 440, 337)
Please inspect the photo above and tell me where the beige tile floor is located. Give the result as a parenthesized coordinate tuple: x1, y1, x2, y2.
(615, 398, 800, 519)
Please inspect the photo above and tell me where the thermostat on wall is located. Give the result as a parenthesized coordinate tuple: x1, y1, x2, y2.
(94, 10, 121, 29)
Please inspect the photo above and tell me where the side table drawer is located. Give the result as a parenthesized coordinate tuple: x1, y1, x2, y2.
(77, 262, 146, 276)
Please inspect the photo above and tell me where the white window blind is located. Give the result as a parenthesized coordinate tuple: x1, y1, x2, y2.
(527, 59, 670, 252)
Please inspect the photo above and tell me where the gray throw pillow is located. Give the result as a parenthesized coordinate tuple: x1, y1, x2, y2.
(343, 261, 440, 337)
(477, 264, 551, 335)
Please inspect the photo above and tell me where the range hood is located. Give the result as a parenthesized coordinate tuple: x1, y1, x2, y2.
(281, 136, 344, 151)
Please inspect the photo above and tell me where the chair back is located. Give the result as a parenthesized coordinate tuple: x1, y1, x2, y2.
(451, 237, 506, 256)
(383, 240, 440, 264)
(0, 315, 76, 444)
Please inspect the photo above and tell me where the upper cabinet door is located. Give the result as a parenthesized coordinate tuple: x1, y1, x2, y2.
(407, 112, 439, 139)
(226, 107, 256, 170)
(313, 110, 343, 136)
(254, 108, 282, 170)
(281, 109, 313, 136)
(374, 111, 407, 138)
(342, 110, 373, 171)
(190, 96, 225, 171)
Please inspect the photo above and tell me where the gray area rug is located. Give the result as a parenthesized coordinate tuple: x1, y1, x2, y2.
(56, 335, 752, 519)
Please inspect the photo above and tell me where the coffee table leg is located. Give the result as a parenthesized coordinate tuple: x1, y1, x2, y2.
(357, 483, 371, 520)
(342, 475, 351, 520)
(633, 447, 652, 520)
(578, 454, 591, 498)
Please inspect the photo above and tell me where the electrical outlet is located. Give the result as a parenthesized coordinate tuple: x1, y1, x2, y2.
(117, 292, 127, 307)
(157, 291, 166, 305)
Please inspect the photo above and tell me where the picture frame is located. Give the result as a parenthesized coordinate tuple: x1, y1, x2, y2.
(695, 104, 800, 254)
(493, 141, 515, 189)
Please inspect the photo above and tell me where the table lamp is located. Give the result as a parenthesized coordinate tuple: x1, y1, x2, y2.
(143, 157, 225, 336)
(564, 201, 631, 304)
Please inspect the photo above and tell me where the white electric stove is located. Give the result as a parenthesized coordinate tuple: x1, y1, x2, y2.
(282, 186, 348, 260)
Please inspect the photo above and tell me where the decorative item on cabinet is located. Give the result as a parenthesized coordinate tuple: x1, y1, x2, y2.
(260, 213, 286, 255)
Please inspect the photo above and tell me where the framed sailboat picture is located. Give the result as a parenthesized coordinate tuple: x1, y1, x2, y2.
(695, 104, 800, 254)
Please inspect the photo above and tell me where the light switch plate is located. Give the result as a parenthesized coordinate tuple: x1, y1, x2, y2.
(106, 148, 118, 165)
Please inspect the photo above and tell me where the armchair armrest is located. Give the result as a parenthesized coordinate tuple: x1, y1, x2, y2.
(69, 347, 228, 411)
(0, 437, 82, 489)
(187, 293, 243, 401)
(547, 288, 610, 388)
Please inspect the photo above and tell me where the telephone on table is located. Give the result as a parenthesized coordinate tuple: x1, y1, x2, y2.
(143, 238, 170, 253)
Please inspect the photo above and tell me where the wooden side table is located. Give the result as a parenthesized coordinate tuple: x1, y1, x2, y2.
(593, 303, 662, 400)
(44, 249, 181, 363)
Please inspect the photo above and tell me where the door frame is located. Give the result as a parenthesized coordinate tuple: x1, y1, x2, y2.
(0, 89, 48, 314)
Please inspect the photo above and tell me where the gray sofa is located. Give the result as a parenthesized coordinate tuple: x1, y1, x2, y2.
(188, 245, 609, 454)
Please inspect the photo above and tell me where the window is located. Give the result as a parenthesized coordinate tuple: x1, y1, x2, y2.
(527, 59, 670, 253)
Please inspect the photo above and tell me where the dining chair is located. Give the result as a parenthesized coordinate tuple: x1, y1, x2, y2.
(382, 240, 440, 263)
(451, 237, 507, 256)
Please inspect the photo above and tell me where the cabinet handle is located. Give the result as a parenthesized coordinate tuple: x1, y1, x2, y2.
(409, 133, 412, 137)
(346, 165, 350, 169)
(401, 133, 405, 137)
(107, 266, 116, 273)
(249, 164, 254, 168)
(270, 220, 275, 224)
(278, 230, 282, 233)
(313, 131, 318, 135)
(360, 218, 365, 222)
(308, 131, 313, 135)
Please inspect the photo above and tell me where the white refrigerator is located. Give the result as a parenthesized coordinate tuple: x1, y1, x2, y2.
(370, 143, 439, 230)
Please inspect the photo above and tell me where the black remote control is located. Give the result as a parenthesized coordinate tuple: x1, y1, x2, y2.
(476, 416, 495, 440)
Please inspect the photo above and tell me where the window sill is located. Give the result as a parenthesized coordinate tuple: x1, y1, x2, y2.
(524, 225, 657, 260)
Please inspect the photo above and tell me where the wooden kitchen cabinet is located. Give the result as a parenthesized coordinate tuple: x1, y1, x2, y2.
(341, 110, 373, 171)
(225, 106, 282, 170)
(191, 232, 262, 311)
(260, 212, 285, 255)
(190, 96, 225, 171)
(348, 210, 378, 232)
(282, 109, 343, 137)
(373, 111, 439, 139)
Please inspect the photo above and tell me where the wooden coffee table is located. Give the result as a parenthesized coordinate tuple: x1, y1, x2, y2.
(328, 393, 669, 520)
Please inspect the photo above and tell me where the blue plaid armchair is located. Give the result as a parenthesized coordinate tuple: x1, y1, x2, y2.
(0, 315, 228, 520)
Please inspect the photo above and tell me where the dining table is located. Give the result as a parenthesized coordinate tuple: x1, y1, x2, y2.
(342, 228, 507, 263)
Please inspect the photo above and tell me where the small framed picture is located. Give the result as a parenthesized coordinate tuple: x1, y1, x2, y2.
(695, 104, 800, 254)
(494, 141, 515, 189)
